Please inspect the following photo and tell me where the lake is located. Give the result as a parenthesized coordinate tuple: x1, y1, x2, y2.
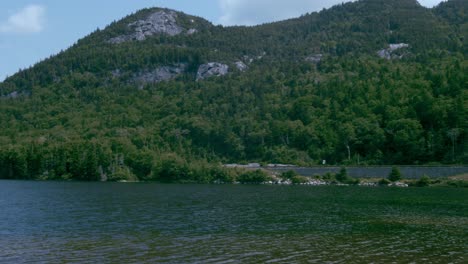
(0, 181, 467, 263)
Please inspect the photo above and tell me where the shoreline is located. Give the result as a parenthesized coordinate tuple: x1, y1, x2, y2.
(1, 177, 467, 188)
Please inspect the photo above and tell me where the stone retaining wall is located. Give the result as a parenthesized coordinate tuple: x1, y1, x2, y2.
(268, 166, 468, 179)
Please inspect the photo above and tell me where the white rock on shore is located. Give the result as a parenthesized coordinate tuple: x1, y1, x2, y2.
(388, 182, 409, 188)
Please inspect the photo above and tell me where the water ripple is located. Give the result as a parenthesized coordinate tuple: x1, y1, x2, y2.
(0, 181, 466, 263)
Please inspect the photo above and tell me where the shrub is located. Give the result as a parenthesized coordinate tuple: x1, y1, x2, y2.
(281, 170, 298, 179)
(446, 180, 468, 188)
(415, 175, 430, 187)
(291, 175, 309, 184)
(108, 166, 138, 182)
(151, 153, 189, 183)
(379, 178, 391, 186)
(322, 172, 334, 180)
(348, 177, 360, 185)
(334, 167, 359, 184)
(210, 166, 235, 183)
(336, 167, 348, 183)
(126, 150, 154, 180)
(388, 167, 402, 182)
(237, 169, 271, 184)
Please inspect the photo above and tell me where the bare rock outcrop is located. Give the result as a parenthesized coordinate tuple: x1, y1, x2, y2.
(377, 43, 409, 60)
(1, 90, 30, 99)
(196, 63, 229, 81)
(6, 91, 19, 99)
(305, 54, 323, 63)
(109, 10, 185, 44)
(187, 28, 198, 35)
(235, 61, 248, 72)
(133, 64, 187, 84)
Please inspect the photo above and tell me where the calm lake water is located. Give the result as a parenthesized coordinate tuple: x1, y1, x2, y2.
(0, 181, 467, 263)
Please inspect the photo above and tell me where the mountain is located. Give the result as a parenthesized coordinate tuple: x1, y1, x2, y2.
(434, 0, 468, 52)
(0, 0, 466, 182)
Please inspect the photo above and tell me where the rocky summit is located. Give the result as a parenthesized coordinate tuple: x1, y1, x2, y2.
(109, 10, 187, 44)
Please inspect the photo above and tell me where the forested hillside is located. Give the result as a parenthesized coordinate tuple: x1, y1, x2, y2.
(0, 0, 466, 182)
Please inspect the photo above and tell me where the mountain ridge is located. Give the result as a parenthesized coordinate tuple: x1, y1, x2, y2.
(1, 0, 461, 88)
(0, 0, 466, 181)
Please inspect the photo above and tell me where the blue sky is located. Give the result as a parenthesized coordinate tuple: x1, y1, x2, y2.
(0, 0, 443, 81)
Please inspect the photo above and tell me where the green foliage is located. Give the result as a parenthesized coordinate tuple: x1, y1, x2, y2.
(336, 167, 348, 183)
(291, 175, 309, 184)
(446, 180, 468, 188)
(281, 170, 299, 179)
(108, 166, 138, 182)
(379, 178, 391, 186)
(280, 170, 310, 184)
(0, 147, 27, 179)
(237, 170, 271, 184)
(151, 153, 189, 183)
(322, 172, 335, 180)
(415, 175, 431, 187)
(126, 149, 155, 180)
(388, 167, 403, 182)
(335, 167, 360, 184)
(209, 166, 236, 183)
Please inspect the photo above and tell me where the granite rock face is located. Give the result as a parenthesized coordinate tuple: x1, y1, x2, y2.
(388, 43, 409, 51)
(196, 63, 229, 81)
(133, 64, 187, 84)
(235, 61, 248, 72)
(377, 43, 409, 59)
(1, 90, 30, 99)
(187, 28, 198, 35)
(109, 10, 184, 44)
(305, 54, 323, 63)
(6, 91, 19, 99)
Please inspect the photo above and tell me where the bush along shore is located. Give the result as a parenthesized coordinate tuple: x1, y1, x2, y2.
(0, 149, 466, 187)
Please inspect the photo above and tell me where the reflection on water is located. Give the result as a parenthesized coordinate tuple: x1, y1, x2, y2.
(0, 181, 467, 263)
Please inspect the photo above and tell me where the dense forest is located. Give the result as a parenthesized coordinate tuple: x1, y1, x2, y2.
(0, 0, 466, 182)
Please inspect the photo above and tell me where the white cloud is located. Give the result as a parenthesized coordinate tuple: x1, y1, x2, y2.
(420, 0, 444, 7)
(218, 0, 443, 26)
(0, 5, 46, 34)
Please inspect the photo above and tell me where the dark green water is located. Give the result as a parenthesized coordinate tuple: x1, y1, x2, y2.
(0, 181, 467, 263)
